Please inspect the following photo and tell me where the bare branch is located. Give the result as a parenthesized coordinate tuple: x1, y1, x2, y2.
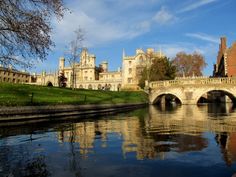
(64, 27, 85, 90)
(0, 0, 66, 68)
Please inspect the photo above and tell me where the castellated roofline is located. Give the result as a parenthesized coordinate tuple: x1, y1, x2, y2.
(123, 56, 135, 60)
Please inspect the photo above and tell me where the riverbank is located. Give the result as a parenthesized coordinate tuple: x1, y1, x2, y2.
(0, 83, 148, 106)
(0, 83, 148, 126)
(0, 103, 147, 127)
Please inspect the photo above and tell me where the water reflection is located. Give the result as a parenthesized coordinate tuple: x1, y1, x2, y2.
(1, 104, 236, 177)
(56, 104, 236, 161)
(207, 102, 235, 117)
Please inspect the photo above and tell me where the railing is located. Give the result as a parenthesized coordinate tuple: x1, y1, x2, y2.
(150, 77, 236, 88)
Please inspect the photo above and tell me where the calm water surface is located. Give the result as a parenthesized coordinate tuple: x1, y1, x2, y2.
(1, 104, 236, 177)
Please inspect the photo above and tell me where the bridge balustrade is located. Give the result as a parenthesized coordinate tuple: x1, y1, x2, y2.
(150, 77, 236, 88)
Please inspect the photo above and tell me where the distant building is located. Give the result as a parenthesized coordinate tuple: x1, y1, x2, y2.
(0, 66, 30, 83)
(213, 37, 236, 77)
(58, 48, 122, 91)
(122, 48, 164, 90)
(32, 48, 164, 90)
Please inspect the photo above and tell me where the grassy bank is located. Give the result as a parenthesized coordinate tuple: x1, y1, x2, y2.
(0, 83, 148, 106)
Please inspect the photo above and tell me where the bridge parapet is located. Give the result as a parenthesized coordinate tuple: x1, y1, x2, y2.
(150, 77, 236, 88)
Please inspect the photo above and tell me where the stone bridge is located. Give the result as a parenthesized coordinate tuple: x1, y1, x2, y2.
(148, 77, 236, 105)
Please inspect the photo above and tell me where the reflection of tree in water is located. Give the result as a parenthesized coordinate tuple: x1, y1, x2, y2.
(21, 155, 50, 177)
(58, 123, 83, 177)
(56, 106, 210, 161)
(69, 123, 82, 177)
(0, 152, 50, 177)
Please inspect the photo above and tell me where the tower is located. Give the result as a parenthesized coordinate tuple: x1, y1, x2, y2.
(123, 48, 126, 58)
(80, 48, 88, 66)
(100, 61, 108, 72)
(59, 57, 65, 71)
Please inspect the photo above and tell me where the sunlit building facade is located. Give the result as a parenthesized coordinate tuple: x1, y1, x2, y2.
(32, 48, 164, 90)
(213, 37, 236, 77)
(0, 66, 31, 83)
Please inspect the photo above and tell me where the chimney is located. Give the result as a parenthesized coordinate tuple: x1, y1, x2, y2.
(220, 37, 227, 52)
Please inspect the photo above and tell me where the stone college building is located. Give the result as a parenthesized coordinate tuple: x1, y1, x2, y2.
(32, 48, 164, 91)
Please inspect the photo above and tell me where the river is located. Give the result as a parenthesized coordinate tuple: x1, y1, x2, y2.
(0, 104, 236, 177)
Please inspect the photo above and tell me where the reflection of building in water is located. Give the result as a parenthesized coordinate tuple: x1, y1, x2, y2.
(57, 105, 236, 161)
(58, 118, 158, 159)
(216, 133, 236, 166)
(58, 122, 96, 155)
(148, 105, 236, 133)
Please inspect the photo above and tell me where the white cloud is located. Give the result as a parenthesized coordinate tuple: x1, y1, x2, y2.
(153, 7, 177, 25)
(185, 33, 219, 43)
(178, 0, 218, 13)
(147, 42, 218, 75)
(51, 1, 159, 49)
(148, 42, 217, 58)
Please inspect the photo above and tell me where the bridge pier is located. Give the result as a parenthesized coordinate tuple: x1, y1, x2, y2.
(160, 95, 166, 105)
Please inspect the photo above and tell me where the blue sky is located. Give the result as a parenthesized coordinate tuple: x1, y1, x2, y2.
(34, 0, 236, 76)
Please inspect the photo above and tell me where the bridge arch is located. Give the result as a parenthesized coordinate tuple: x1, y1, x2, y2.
(195, 88, 236, 104)
(151, 91, 183, 105)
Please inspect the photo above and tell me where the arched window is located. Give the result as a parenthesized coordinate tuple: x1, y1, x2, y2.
(98, 84, 102, 90)
(139, 56, 144, 63)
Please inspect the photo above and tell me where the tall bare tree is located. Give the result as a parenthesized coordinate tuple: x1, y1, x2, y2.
(65, 28, 84, 90)
(0, 0, 65, 68)
(173, 52, 207, 77)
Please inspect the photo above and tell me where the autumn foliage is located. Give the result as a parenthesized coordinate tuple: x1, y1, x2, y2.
(173, 52, 207, 77)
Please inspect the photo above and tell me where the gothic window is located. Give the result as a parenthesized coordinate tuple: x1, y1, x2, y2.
(139, 56, 144, 63)
(128, 68, 132, 74)
(128, 78, 132, 83)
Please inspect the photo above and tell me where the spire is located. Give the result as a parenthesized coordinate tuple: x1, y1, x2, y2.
(122, 48, 126, 58)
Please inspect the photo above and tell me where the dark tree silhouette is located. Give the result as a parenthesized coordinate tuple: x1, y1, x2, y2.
(0, 0, 65, 68)
(139, 56, 176, 88)
(58, 72, 67, 87)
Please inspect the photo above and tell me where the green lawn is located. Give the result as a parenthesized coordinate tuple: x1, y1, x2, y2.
(0, 83, 148, 106)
